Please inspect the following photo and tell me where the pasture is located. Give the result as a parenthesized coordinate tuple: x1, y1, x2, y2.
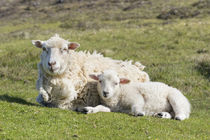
(0, 0, 209, 139)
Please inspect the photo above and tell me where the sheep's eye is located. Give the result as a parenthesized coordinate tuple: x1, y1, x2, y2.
(114, 82, 118, 85)
(99, 80, 102, 83)
(61, 48, 68, 53)
(63, 48, 68, 51)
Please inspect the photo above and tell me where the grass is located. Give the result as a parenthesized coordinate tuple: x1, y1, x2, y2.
(0, 0, 210, 139)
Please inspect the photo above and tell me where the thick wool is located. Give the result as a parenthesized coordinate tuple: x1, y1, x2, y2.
(85, 70, 191, 121)
(33, 35, 149, 110)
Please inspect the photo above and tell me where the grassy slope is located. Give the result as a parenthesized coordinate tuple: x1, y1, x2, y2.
(0, 0, 209, 139)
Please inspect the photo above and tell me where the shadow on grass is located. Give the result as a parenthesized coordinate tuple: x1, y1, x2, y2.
(0, 94, 39, 106)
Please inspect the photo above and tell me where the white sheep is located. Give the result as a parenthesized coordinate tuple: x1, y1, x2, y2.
(32, 34, 150, 110)
(85, 70, 191, 121)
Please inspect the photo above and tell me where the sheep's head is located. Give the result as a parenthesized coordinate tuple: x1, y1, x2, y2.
(32, 34, 80, 76)
(89, 70, 130, 99)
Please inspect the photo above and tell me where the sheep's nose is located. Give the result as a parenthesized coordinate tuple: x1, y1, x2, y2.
(103, 91, 109, 97)
(48, 61, 56, 66)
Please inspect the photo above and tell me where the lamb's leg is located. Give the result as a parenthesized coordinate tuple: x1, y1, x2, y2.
(131, 94, 145, 116)
(81, 105, 111, 114)
(153, 112, 172, 119)
(168, 88, 191, 121)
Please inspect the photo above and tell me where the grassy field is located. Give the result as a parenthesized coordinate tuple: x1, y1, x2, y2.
(0, 0, 209, 139)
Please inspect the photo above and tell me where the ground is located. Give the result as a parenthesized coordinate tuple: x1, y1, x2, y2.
(0, 0, 209, 139)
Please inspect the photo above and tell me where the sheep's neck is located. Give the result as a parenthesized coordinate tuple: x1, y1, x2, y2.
(40, 65, 68, 80)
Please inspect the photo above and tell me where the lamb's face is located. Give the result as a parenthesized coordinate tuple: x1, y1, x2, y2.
(89, 70, 130, 100)
(97, 71, 120, 99)
(32, 35, 80, 76)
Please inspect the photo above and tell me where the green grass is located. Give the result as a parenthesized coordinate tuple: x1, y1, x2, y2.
(0, 0, 210, 139)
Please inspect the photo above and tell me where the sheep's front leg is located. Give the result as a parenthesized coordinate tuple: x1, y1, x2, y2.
(36, 87, 50, 105)
(36, 76, 50, 104)
(36, 64, 50, 105)
(82, 105, 111, 114)
(131, 94, 145, 116)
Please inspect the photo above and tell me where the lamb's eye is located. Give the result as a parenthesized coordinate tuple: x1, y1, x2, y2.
(99, 80, 102, 83)
(114, 82, 118, 85)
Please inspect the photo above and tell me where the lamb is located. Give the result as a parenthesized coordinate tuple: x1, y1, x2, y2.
(85, 70, 191, 121)
(32, 34, 150, 110)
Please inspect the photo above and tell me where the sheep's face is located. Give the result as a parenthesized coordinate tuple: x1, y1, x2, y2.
(40, 46, 69, 75)
(32, 35, 80, 76)
(89, 70, 130, 100)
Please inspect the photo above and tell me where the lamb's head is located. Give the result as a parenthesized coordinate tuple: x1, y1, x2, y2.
(32, 34, 80, 76)
(90, 70, 130, 99)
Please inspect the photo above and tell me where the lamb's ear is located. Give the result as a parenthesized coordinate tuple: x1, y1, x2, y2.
(32, 40, 43, 48)
(89, 74, 99, 81)
(68, 42, 80, 50)
(120, 78, 130, 84)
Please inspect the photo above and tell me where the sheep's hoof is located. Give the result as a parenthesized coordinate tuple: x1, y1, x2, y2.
(155, 112, 172, 119)
(81, 107, 94, 114)
(42, 94, 49, 102)
(36, 94, 46, 105)
(36, 94, 50, 107)
(135, 112, 145, 117)
(81, 108, 89, 114)
(175, 117, 181, 121)
(157, 113, 163, 117)
(174, 114, 186, 121)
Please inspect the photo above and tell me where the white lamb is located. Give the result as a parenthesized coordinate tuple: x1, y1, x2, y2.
(85, 70, 191, 121)
(32, 34, 150, 110)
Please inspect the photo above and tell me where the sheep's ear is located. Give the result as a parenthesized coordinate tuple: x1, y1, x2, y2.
(68, 42, 80, 50)
(120, 78, 130, 84)
(89, 74, 99, 81)
(32, 40, 43, 48)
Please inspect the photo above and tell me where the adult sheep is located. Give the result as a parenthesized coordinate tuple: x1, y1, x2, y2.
(32, 34, 149, 110)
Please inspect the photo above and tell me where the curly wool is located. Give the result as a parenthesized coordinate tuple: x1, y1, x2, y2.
(35, 35, 149, 110)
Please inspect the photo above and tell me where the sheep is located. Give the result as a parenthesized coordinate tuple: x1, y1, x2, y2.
(85, 70, 191, 121)
(32, 34, 150, 110)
